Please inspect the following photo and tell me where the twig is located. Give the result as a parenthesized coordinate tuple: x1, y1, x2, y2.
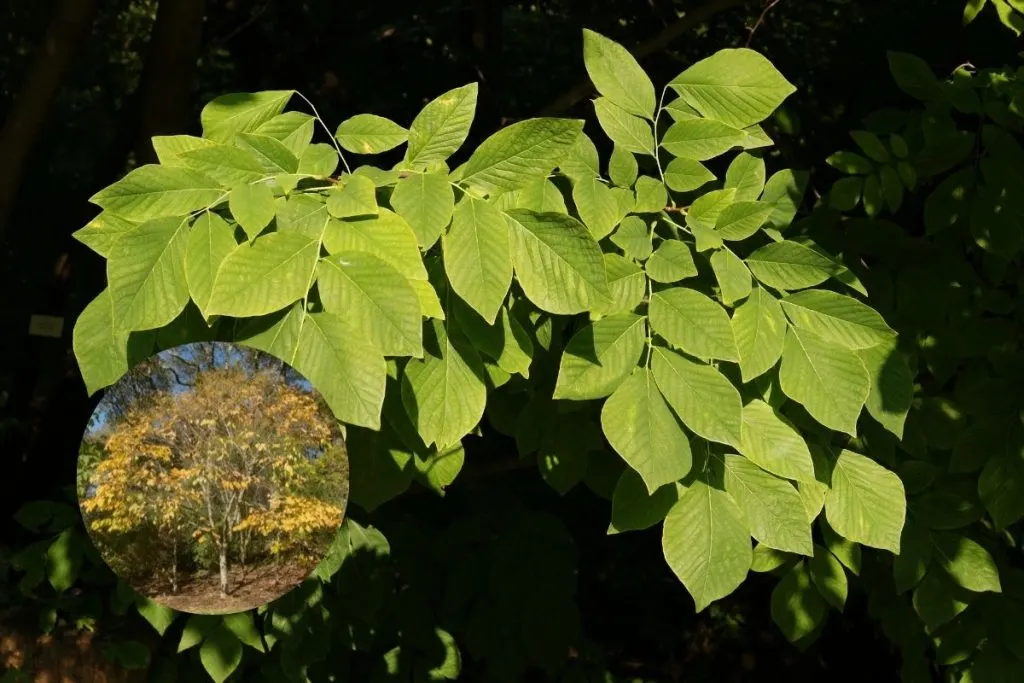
(745, 0, 782, 47)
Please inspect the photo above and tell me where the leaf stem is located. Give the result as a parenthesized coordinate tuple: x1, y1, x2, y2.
(653, 85, 676, 208)
(294, 91, 352, 175)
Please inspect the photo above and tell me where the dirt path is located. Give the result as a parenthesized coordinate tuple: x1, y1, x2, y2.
(143, 562, 314, 614)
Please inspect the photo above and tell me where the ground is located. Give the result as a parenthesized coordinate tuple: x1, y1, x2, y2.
(139, 561, 315, 614)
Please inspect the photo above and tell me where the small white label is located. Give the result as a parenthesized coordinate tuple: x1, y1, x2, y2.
(29, 314, 64, 338)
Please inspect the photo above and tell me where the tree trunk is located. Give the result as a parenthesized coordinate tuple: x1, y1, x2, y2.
(0, 0, 99, 242)
(219, 544, 229, 596)
(171, 536, 178, 594)
(134, 0, 207, 164)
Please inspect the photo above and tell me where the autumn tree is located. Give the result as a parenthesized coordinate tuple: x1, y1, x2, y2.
(79, 344, 347, 598)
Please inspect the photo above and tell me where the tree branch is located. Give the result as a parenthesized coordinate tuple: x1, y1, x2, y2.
(536, 0, 747, 116)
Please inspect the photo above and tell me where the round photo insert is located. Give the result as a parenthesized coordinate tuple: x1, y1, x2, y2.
(77, 341, 349, 614)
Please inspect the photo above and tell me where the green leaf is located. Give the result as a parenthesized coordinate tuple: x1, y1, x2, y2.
(745, 240, 840, 291)
(511, 176, 568, 213)
(738, 400, 816, 483)
(663, 157, 716, 192)
(46, 529, 82, 592)
(220, 612, 265, 652)
(862, 173, 882, 216)
(850, 130, 889, 163)
(978, 431, 1024, 530)
(135, 596, 177, 636)
(633, 176, 668, 213)
(932, 533, 1001, 593)
(709, 248, 751, 306)
(390, 172, 454, 249)
(228, 182, 276, 242)
(152, 134, 217, 165)
(731, 286, 786, 381)
(297, 143, 339, 178)
(723, 454, 812, 555)
(452, 302, 533, 377)
(199, 625, 243, 683)
(607, 146, 639, 186)
(686, 187, 736, 231)
(275, 194, 329, 240)
(893, 515, 932, 594)
(858, 338, 913, 439)
(751, 544, 796, 573)
(964, 0, 988, 24)
(826, 181, 861, 216)
(553, 314, 646, 400)
(107, 216, 191, 331)
(582, 29, 656, 118)
(779, 326, 869, 435)
(879, 165, 904, 213)
(179, 144, 266, 187)
(460, 118, 583, 194)
(335, 114, 409, 154)
(327, 175, 379, 218)
(610, 215, 652, 260)
(404, 83, 478, 167)
(780, 289, 896, 350)
(593, 98, 655, 154)
(505, 209, 609, 314)
(820, 519, 861, 576)
(235, 133, 299, 174)
(73, 289, 130, 395)
(809, 543, 847, 611)
(317, 252, 422, 357)
(90, 165, 223, 221)
(402, 320, 487, 449)
(596, 253, 646, 316)
(913, 570, 973, 631)
(322, 210, 428, 282)
(645, 240, 697, 283)
(663, 477, 752, 611)
(887, 51, 942, 101)
(825, 449, 905, 553)
(573, 177, 621, 240)
(725, 152, 766, 201)
(772, 563, 828, 642)
(610, 470, 680, 533)
(347, 429, 414, 511)
(206, 232, 318, 318)
(714, 201, 774, 241)
(537, 414, 593, 495)
(237, 305, 387, 428)
(669, 48, 796, 128)
(443, 197, 512, 324)
(602, 367, 692, 493)
(179, 615, 218, 652)
(652, 346, 742, 447)
(414, 442, 465, 496)
(557, 132, 600, 184)
(201, 90, 292, 142)
(661, 119, 748, 161)
(826, 151, 873, 175)
(185, 211, 237, 318)
(72, 212, 140, 258)
(761, 169, 808, 229)
(254, 111, 315, 157)
(649, 287, 739, 361)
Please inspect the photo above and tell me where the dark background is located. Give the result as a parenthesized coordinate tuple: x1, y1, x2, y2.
(0, 1, 1019, 680)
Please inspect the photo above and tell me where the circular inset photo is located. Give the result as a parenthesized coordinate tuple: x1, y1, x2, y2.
(77, 341, 348, 614)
